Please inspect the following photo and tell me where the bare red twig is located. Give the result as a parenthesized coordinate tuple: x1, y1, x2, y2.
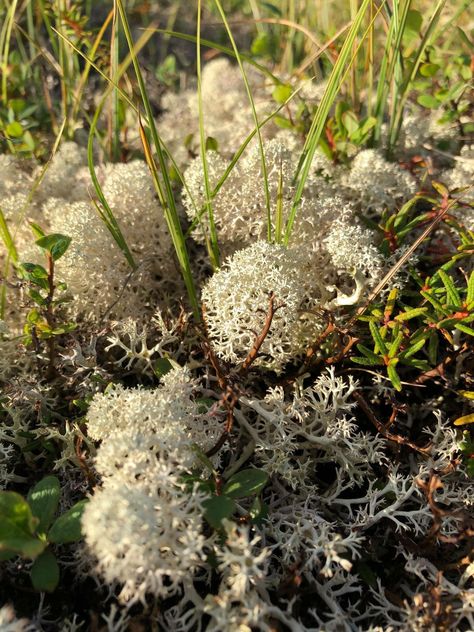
(352, 390, 432, 456)
(203, 293, 281, 458)
(239, 292, 281, 374)
(416, 470, 474, 545)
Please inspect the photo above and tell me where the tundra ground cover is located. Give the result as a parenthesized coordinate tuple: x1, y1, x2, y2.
(0, 1, 473, 630)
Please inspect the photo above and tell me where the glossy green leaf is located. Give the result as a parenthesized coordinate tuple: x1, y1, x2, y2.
(48, 500, 88, 544)
(417, 94, 440, 109)
(35, 234, 71, 261)
(203, 496, 235, 529)
(5, 121, 23, 138)
(27, 476, 60, 534)
(0, 492, 44, 558)
(223, 469, 269, 499)
(273, 83, 293, 104)
(31, 548, 60, 592)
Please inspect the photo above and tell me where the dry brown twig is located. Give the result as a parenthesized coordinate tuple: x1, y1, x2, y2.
(202, 293, 281, 458)
(352, 389, 432, 456)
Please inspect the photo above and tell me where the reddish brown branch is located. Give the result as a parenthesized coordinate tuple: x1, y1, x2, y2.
(352, 390, 432, 456)
(239, 292, 281, 374)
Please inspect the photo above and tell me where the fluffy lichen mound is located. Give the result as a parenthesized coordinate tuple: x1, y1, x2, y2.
(202, 240, 324, 372)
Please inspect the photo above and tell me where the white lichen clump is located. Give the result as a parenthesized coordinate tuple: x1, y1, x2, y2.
(39, 155, 178, 321)
(0, 604, 34, 632)
(86, 366, 220, 458)
(202, 241, 323, 371)
(242, 368, 385, 487)
(82, 462, 208, 604)
(342, 148, 417, 211)
(183, 139, 345, 258)
(82, 366, 221, 602)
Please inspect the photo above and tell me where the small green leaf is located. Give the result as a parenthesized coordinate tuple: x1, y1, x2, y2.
(420, 290, 448, 315)
(341, 110, 359, 136)
(31, 548, 59, 593)
(0, 492, 38, 535)
(27, 476, 60, 534)
(0, 492, 44, 558)
(48, 500, 88, 544)
(203, 496, 235, 529)
(369, 321, 388, 355)
(35, 234, 71, 261)
(153, 358, 173, 379)
(467, 270, 474, 305)
(354, 344, 384, 364)
(387, 364, 402, 391)
(20, 262, 48, 280)
(223, 469, 269, 499)
(6, 121, 23, 138)
(404, 9, 423, 39)
(351, 355, 384, 366)
(455, 323, 474, 337)
(438, 269, 461, 307)
(29, 222, 45, 239)
(420, 63, 440, 77)
(399, 337, 426, 360)
(205, 136, 219, 152)
(28, 289, 47, 306)
(388, 331, 404, 359)
(417, 94, 440, 109)
(432, 180, 450, 197)
(272, 83, 293, 104)
(395, 307, 428, 322)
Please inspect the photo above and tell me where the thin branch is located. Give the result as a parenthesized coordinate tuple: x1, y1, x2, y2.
(352, 389, 432, 456)
(239, 292, 281, 374)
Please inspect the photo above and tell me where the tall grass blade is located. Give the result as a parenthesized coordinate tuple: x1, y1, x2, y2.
(0, 208, 18, 319)
(0, 0, 19, 106)
(70, 9, 114, 126)
(196, 0, 220, 268)
(150, 29, 281, 84)
(213, 0, 272, 242)
(87, 106, 137, 271)
(284, 0, 374, 244)
(115, 0, 200, 320)
(372, 0, 411, 145)
(387, 0, 446, 155)
(110, 8, 121, 161)
(53, 25, 200, 239)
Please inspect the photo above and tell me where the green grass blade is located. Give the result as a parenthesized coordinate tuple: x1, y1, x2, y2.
(196, 0, 220, 268)
(115, 0, 200, 320)
(87, 106, 137, 271)
(0, 209, 18, 266)
(212, 0, 272, 242)
(150, 28, 281, 84)
(185, 85, 303, 239)
(0, 0, 19, 106)
(387, 0, 447, 154)
(0, 208, 19, 319)
(284, 0, 375, 244)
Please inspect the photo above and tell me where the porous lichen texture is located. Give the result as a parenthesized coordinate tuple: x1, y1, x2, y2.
(1, 54, 474, 632)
